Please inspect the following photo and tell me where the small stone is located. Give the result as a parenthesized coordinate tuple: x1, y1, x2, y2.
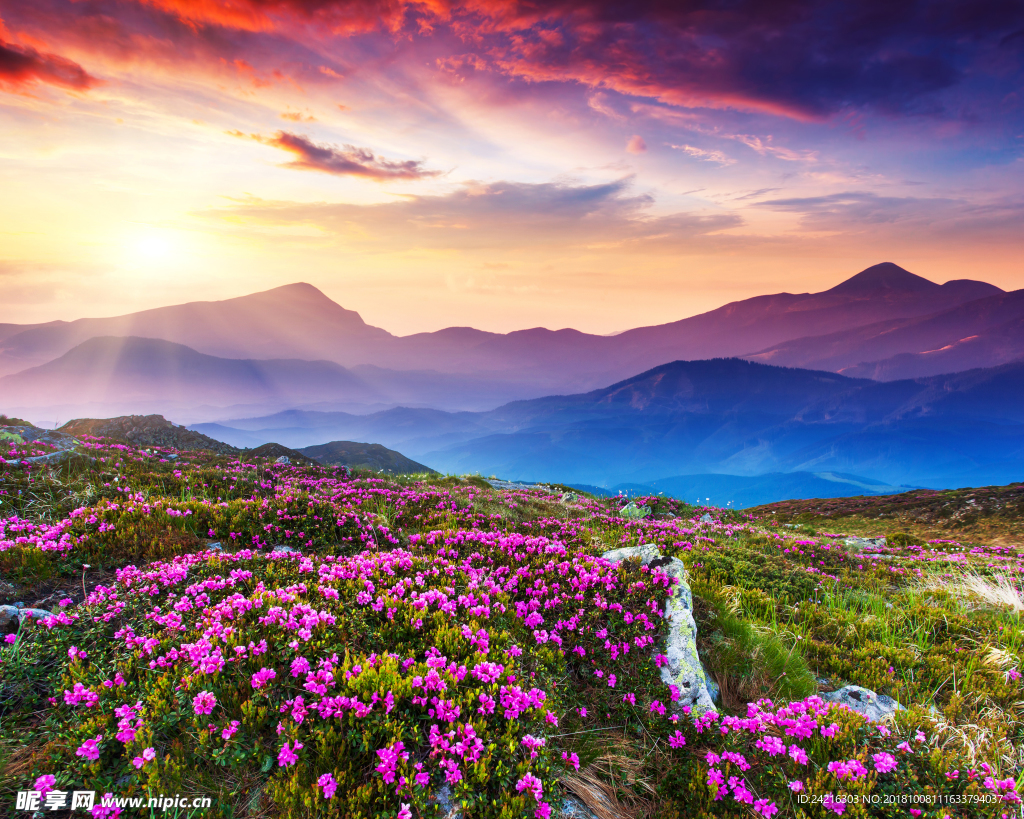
(272, 544, 297, 554)
(821, 684, 904, 722)
(207, 542, 223, 551)
(275, 456, 291, 465)
(699, 513, 714, 523)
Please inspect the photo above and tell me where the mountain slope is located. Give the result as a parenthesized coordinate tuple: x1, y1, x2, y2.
(0, 283, 391, 378)
(1, 336, 384, 409)
(745, 290, 1024, 379)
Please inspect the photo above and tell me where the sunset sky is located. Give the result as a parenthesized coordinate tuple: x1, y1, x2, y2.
(1, 0, 1023, 334)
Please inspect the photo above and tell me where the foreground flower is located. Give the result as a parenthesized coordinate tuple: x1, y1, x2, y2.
(316, 773, 337, 799)
(278, 741, 303, 767)
(132, 748, 157, 768)
(192, 691, 216, 715)
(34, 775, 56, 798)
(75, 735, 103, 761)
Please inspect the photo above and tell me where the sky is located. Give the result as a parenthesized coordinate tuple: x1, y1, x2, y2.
(1, 0, 1023, 334)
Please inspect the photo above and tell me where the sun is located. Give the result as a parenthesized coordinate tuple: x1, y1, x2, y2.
(127, 228, 182, 265)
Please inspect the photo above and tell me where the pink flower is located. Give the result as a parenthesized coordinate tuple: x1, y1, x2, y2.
(398, 805, 412, 819)
(91, 793, 122, 818)
(317, 773, 337, 799)
(516, 773, 544, 802)
(34, 775, 56, 798)
(251, 667, 277, 689)
(192, 691, 216, 715)
(873, 752, 898, 773)
(5, 633, 17, 644)
(789, 781, 804, 792)
(132, 748, 156, 768)
(76, 735, 103, 761)
(278, 741, 303, 767)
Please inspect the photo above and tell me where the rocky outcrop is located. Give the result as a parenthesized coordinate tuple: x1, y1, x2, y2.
(1, 425, 84, 465)
(822, 685, 904, 722)
(601, 544, 716, 714)
(59, 415, 237, 455)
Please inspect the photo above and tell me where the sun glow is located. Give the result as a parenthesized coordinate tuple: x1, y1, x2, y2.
(128, 229, 180, 263)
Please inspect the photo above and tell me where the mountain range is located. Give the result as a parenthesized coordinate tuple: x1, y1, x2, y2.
(2, 263, 1019, 417)
(3, 261, 1022, 496)
(190, 357, 1024, 489)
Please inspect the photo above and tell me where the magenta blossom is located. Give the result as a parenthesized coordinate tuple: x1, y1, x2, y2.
(192, 691, 217, 715)
(278, 741, 303, 767)
(316, 772, 337, 799)
(75, 735, 103, 761)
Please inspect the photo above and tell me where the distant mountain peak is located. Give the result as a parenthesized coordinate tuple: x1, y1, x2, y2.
(238, 282, 379, 330)
(825, 263, 938, 295)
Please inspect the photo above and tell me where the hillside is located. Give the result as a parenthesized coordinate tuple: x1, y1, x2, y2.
(299, 440, 437, 474)
(1, 434, 1021, 817)
(615, 471, 914, 509)
(752, 482, 1024, 544)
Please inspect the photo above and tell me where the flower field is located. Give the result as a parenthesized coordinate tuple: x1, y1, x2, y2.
(1, 433, 1023, 818)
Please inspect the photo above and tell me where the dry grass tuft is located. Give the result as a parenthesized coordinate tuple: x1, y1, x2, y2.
(920, 571, 1024, 612)
(560, 743, 657, 819)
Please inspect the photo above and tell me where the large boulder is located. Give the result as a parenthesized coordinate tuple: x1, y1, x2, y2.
(601, 544, 716, 714)
(821, 685, 904, 722)
(843, 536, 887, 552)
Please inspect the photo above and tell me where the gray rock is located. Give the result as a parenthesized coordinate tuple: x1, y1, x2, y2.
(207, 542, 224, 552)
(821, 685, 904, 722)
(0, 604, 19, 629)
(431, 784, 460, 819)
(699, 513, 714, 523)
(275, 456, 291, 465)
(601, 544, 716, 714)
(843, 536, 887, 552)
(558, 795, 600, 819)
(618, 501, 651, 520)
(560, 491, 580, 504)
(272, 544, 297, 554)
(703, 662, 721, 704)
(1, 604, 52, 627)
(19, 607, 53, 623)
